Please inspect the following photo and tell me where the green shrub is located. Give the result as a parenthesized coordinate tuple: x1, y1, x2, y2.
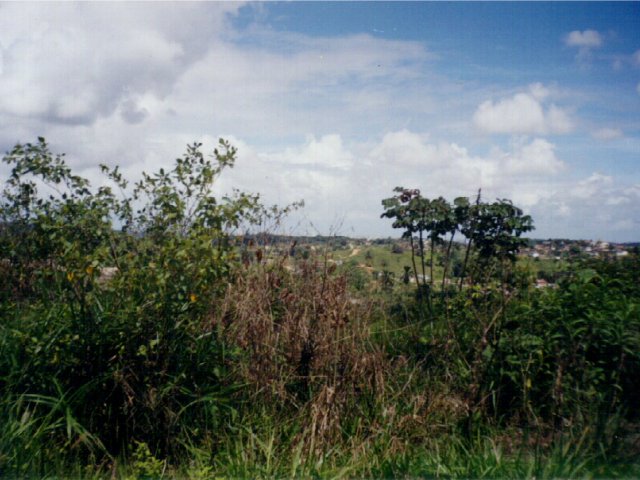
(0, 138, 265, 473)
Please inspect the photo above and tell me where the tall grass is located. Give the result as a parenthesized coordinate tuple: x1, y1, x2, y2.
(2, 250, 639, 477)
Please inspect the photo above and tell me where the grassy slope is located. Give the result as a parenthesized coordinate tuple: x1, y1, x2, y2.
(332, 244, 446, 282)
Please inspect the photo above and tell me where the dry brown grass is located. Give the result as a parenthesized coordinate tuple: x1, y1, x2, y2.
(212, 255, 388, 450)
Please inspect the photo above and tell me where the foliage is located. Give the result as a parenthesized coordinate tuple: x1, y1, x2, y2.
(0, 141, 637, 477)
(0, 137, 267, 472)
(128, 441, 166, 479)
(381, 187, 533, 294)
(440, 262, 639, 428)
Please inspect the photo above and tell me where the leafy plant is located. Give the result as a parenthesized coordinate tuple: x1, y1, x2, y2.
(381, 187, 533, 296)
(0, 137, 272, 471)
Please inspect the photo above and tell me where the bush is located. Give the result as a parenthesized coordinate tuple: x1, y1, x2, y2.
(417, 256, 640, 439)
(0, 138, 264, 471)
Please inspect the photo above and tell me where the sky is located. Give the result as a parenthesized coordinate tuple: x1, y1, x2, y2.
(0, 2, 639, 241)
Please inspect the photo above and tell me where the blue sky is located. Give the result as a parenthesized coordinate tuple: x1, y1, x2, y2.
(0, 2, 639, 241)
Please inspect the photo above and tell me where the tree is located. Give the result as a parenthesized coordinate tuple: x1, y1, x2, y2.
(380, 188, 428, 296)
(381, 187, 534, 295)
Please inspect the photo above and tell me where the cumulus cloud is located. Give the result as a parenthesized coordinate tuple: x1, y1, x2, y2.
(276, 131, 637, 241)
(592, 128, 623, 141)
(528, 82, 550, 100)
(474, 93, 544, 135)
(532, 173, 640, 240)
(570, 172, 614, 199)
(565, 30, 603, 48)
(0, 3, 432, 171)
(564, 29, 603, 64)
(343, 131, 636, 240)
(213, 134, 357, 233)
(473, 84, 572, 135)
(369, 130, 440, 167)
(267, 135, 354, 170)
(0, 4, 636, 241)
(0, 3, 242, 125)
(193, 131, 570, 236)
(366, 131, 565, 200)
(501, 138, 565, 175)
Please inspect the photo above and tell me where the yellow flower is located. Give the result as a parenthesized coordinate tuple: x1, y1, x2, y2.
(86, 265, 94, 276)
(66, 272, 74, 281)
(189, 293, 198, 303)
(525, 378, 532, 389)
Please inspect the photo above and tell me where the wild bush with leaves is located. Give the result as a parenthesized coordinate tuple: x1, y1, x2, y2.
(381, 186, 639, 447)
(0, 138, 269, 472)
(430, 258, 638, 428)
(500, 264, 640, 424)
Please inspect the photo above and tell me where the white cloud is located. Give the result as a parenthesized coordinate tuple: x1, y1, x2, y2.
(557, 203, 571, 217)
(0, 4, 636, 242)
(369, 130, 438, 167)
(268, 135, 354, 170)
(0, 3, 242, 125)
(0, 3, 432, 169)
(529, 82, 550, 100)
(473, 85, 572, 135)
(217, 134, 357, 233)
(355, 133, 637, 240)
(501, 138, 565, 175)
(203, 131, 571, 235)
(564, 30, 603, 64)
(565, 30, 603, 48)
(570, 173, 614, 199)
(474, 94, 545, 134)
(533, 173, 640, 240)
(546, 105, 573, 134)
(633, 49, 640, 66)
(137, 132, 640, 241)
(592, 128, 623, 141)
(367, 132, 564, 199)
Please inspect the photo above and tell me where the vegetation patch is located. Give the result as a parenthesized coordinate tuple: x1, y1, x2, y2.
(1, 139, 638, 477)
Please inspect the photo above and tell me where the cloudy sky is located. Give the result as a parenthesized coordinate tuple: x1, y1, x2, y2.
(1, 2, 639, 241)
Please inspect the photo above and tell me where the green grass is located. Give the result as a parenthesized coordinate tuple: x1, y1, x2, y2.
(332, 244, 446, 283)
(519, 256, 571, 277)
